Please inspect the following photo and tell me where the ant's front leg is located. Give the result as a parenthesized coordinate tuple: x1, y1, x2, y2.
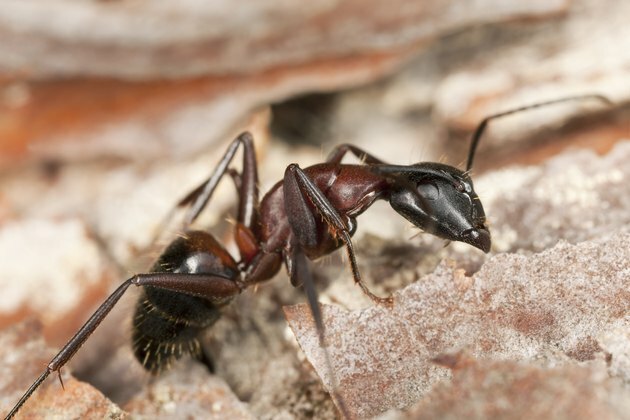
(283, 164, 393, 306)
(327, 143, 387, 165)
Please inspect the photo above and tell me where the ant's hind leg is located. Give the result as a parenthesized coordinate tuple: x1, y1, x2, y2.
(4, 278, 135, 419)
(154, 131, 260, 239)
(4, 273, 240, 419)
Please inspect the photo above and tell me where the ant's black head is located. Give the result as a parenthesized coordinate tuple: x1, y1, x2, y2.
(380, 162, 490, 253)
(374, 95, 610, 252)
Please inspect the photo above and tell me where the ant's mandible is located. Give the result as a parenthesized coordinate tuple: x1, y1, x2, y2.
(4, 94, 610, 419)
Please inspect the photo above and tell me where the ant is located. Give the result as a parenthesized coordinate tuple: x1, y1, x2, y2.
(4, 94, 609, 419)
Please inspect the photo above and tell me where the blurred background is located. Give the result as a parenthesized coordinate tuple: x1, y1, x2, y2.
(0, 0, 628, 418)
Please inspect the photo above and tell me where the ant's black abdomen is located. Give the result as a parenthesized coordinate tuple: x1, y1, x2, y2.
(132, 231, 239, 373)
(132, 287, 221, 373)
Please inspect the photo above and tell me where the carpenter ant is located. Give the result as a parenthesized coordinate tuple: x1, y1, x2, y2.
(4, 94, 609, 419)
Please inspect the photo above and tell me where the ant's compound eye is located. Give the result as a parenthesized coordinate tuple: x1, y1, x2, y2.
(417, 182, 439, 200)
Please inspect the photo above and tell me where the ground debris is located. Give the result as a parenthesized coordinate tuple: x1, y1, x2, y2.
(286, 232, 630, 418)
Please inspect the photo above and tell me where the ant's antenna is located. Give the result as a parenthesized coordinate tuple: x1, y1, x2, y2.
(465, 94, 613, 172)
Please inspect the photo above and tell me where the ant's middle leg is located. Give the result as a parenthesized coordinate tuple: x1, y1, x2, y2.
(283, 163, 393, 305)
(286, 243, 351, 418)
